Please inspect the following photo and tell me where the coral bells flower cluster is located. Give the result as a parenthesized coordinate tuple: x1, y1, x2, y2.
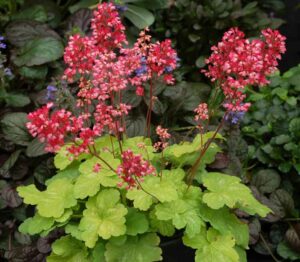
(117, 150, 156, 189)
(26, 2, 178, 156)
(154, 126, 171, 150)
(26, 103, 83, 152)
(203, 27, 286, 112)
(194, 103, 209, 121)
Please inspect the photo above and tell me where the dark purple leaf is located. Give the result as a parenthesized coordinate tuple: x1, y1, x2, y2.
(249, 218, 261, 245)
(66, 8, 93, 33)
(2, 185, 23, 208)
(208, 153, 229, 169)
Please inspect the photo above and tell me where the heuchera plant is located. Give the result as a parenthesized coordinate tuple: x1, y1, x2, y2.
(16, 3, 286, 262)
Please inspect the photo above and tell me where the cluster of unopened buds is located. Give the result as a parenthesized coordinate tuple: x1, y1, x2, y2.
(154, 125, 171, 151)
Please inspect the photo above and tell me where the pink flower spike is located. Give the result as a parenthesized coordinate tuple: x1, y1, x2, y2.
(202, 27, 286, 112)
(194, 103, 209, 121)
(117, 150, 156, 189)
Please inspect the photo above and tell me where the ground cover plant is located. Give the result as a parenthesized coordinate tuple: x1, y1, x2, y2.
(13, 2, 287, 261)
(238, 65, 300, 261)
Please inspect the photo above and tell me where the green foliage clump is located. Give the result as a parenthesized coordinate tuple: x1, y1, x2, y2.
(17, 134, 269, 261)
(243, 66, 300, 175)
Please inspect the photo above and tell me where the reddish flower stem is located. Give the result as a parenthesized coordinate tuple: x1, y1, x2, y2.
(187, 113, 227, 185)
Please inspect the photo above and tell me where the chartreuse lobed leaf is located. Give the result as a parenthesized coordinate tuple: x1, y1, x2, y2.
(19, 213, 54, 235)
(126, 169, 185, 211)
(235, 246, 247, 262)
(74, 155, 121, 199)
(45, 162, 80, 186)
(65, 223, 83, 241)
(199, 204, 249, 248)
(125, 208, 149, 236)
(79, 189, 127, 248)
(126, 188, 153, 211)
(202, 172, 270, 217)
(163, 132, 223, 167)
(122, 136, 156, 160)
(17, 178, 77, 218)
(105, 233, 162, 262)
(47, 236, 89, 262)
(149, 210, 175, 237)
(54, 144, 89, 170)
(94, 135, 118, 153)
(79, 152, 120, 175)
(183, 228, 239, 262)
(155, 185, 205, 237)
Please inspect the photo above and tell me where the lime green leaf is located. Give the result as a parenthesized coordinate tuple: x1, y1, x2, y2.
(163, 133, 222, 167)
(80, 154, 120, 174)
(19, 213, 54, 235)
(79, 189, 127, 248)
(105, 233, 162, 262)
(92, 241, 106, 262)
(47, 236, 89, 262)
(235, 246, 247, 262)
(74, 156, 121, 199)
(54, 145, 89, 170)
(46, 162, 80, 186)
(126, 208, 149, 236)
(65, 223, 83, 241)
(55, 209, 73, 223)
(199, 204, 249, 248)
(94, 134, 118, 150)
(126, 188, 153, 211)
(126, 169, 185, 210)
(149, 210, 175, 237)
(124, 5, 155, 29)
(74, 172, 102, 199)
(122, 136, 156, 160)
(18, 178, 77, 218)
(183, 228, 239, 262)
(202, 172, 270, 217)
(155, 185, 205, 237)
(182, 227, 207, 249)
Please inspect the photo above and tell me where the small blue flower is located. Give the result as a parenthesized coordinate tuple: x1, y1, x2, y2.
(115, 4, 128, 12)
(226, 111, 245, 125)
(46, 85, 57, 101)
(47, 85, 58, 92)
(164, 66, 173, 73)
(0, 43, 6, 49)
(4, 68, 12, 77)
(0, 36, 4, 41)
(135, 65, 148, 76)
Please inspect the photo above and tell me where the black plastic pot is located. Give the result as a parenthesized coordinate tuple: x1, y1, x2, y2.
(161, 235, 194, 262)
